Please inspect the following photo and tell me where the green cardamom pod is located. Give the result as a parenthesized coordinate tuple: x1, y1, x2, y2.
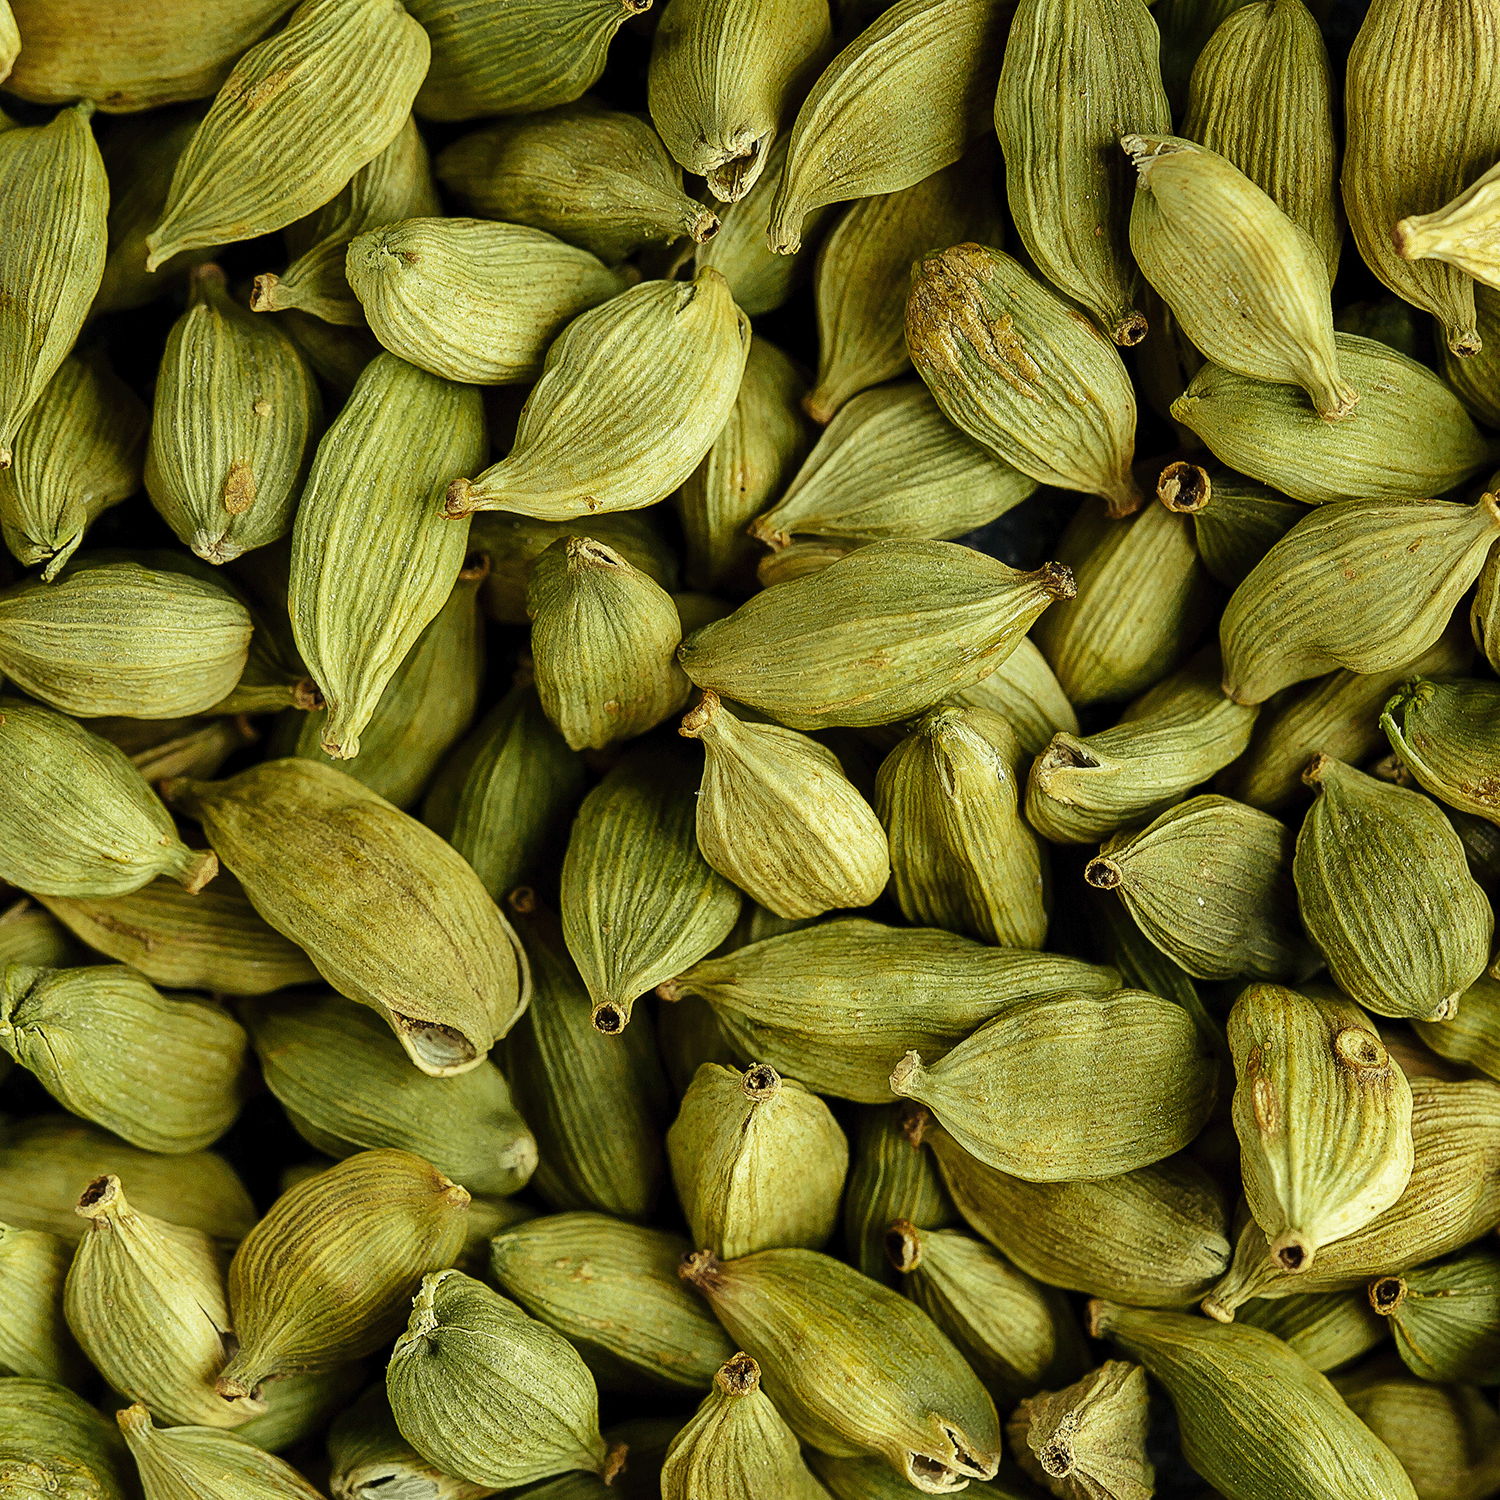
(489, 1212, 736, 1392)
(218, 1150, 469, 1404)
(446, 271, 747, 521)
(886, 1221, 1088, 1407)
(1370, 1250, 1500, 1385)
(1172, 335, 1496, 504)
(1222, 497, 1500, 705)
(997, 0, 1169, 347)
(1156, 461, 1304, 590)
(754, 534, 860, 587)
(766, 0, 1007, 254)
(806, 1449, 1013, 1499)
(1443, 283, 1500, 430)
(276, 308, 383, 398)
(661, 1351, 827, 1500)
(906, 244, 1145, 516)
(1086, 795, 1306, 981)
(805, 153, 1004, 419)
(1005, 1360, 1153, 1500)
(1235, 1290, 1390, 1373)
(1395, 163, 1500, 288)
(680, 539, 1074, 728)
(146, 263, 322, 567)
(923, 1115, 1232, 1307)
(561, 742, 742, 1034)
(1295, 754, 1493, 1021)
(1088, 1301, 1418, 1500)
(0, 1222, 83, 1385)
(890, 988, 1216, 1180)
(65, 1175, 250, 1427)
(845, 1103, 957, 1285)
(0, 103, 107, 470)
(252, 115, 439, 325)
(434, 100, 719, 263)
(165, 760, 530, 1075)
(668, 1062, 848, 1257)
(680, 690, 890, 918)
(875, 705, 1047, 946)
(289, 352, 486, 760)
(1474, 537, 1500, 675)
(1155, 0, 1257, 110)
(0, 898, 85, 972)
(328, 1383, 497, 1500)
(954, 637, 1077, 758)
(1413, 971, 1500, 1080)
(91, 713, 259, 785)
(145, 0, 431, 270)
(0, 964, 249, 1154)
(1228, 984, 1414, 1273)
(1124, 133, 1354, 419)
(245, 990, 537, 1197)
(0, 349, 148, 581)
(1343, 0, 1500, 357)
(231, 1363, 367, 1457)
(1382, 676, 1500, 827)
(0, 1378, 135, 1500)
(346, 218, 630, 385)
(116, 1402, 322, 1500)
(660, 917, 1118, 1101)
(1181, 0, 1340, 280)
(386, 1269, 613, 1489)
(679, 1246, 1001, 1492)
(754, 382, 1035, 550)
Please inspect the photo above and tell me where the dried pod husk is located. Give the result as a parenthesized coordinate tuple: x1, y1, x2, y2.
(668, 1062, 848, 1257)
(527, 536, 690, 751)
(211, 1363, 362, 1455)
(1172, 336, 1496, 505)
(0, 558, 253, 720)
(0, 1378, 135, 1500)
(145, 0, 431, 270)
(0, 964, 248, 1154)
(679, 1247, 1001, 1493)
(1235, 1290, 1391, 1373)
(346, 219, 630, 385)
(996, 0, 1169, 347)
(116, 1401, 321, 1500)
(0, 899, 85, 971)
(1026, 646, 1258, 846)
(434, 101, 719, 263)
(755, 534, 862, 587)
(1005, 1360, 1153, 1500)
(0, 350, 148, 581)
(875, 705, 1048, 947)
(93, 713, 259, 784)
(424, 684, 587, 900)
(951, 638, 1078, 758)
(1157, 462, 1304, 590)
(680, 337, 810, 593)
(1180, 0, 1340, 281)
(328, 1383, 498, 1500)
(754, 382, 1036, 550)
(1444, 284, 1500, 436)
(1475, 540, 1500, 676)
(289, 352, 486, 761)
(561, 741, 742, 1033)
(1031, 498, 1213, 709)
(1088, 1301, 1418, 1500)
(0, 1115, 255, 1246)
(648, 0, 831, 201)
(446, 272, 747, 521)
(1124, 133, 1353, 419)
(845, 1103, 957, 1285)
(386, 1269, 611, 1488)
(65, 1175, 247, 1427)
(804, 154, 1004, 419)
(1201, 1077, 1500, 1318)
(1220, 626, 1472, 813)
(217, 1150, 469, 1405)
(887, 1222, 1089, 1407)
(906, 244, 1144, 517)
(680, 690, 890, 919)
(889, 988, 1217, 1180)
(0, 1222, 82, 1385)
(1413, 973, 1500, 1081)
(925, 1120, 1231, 1307)
(146, 264, 321, 567)
(252, 116, 439, 325)
(1343, 0, 1500, 358)
(661, 916, 1119, 1101)
(1221, 497, 1500, 706)
(1295, 755, 1493, 1022)
(1383, 677, 1500, 828)
(1086, 795, 1306, 982)
(766, 0, 1008, 255)
(489, 1212, 736, 1393)
(245, 991, 536, 1198)
(680, 539, 1075, 729)
(1372, 1251, 1500, 1385)
(0, 104, 107, 470)
(1396, 163, 1500, 293)
(1156, 0, 1277, 109)
(1228, 984, 1415, 1274)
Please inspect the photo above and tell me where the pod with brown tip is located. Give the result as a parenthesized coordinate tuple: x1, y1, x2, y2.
(1006, 1360, 1154, 1500)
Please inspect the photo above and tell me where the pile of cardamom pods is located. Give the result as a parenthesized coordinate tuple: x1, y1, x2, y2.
(5, 0, 1500, 1495)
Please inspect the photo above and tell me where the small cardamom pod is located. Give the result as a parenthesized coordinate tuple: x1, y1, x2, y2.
(116, 1402, 322, 1500)
(953, 637, 1078, 757)
(328, 1382, 496, 1500)
(1382, 676, 1500, 827)
(0, 1379, 135, 1500)
(845, 1103, 957, 1285)
(1235, 1289, 1391, 1373)
(1006, 1360, 1154, 1500)
(0, 1222, 82, 1385)
(1156, 460, 1305, 590)
(1371, 1250, 1500, 1385)
(1412, 971, 1500, 1080)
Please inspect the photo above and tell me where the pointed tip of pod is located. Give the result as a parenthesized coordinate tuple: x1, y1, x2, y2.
(1084, 856, 1121, 890)
(1112, 311, 1148, 347)
(1198, 1293, 1235, 1323)
(508, 886, 539, 917)
(1269, 1232, 1314, 1272)
(592, 1000, 629, 1035)
(249, 273, 282, 313)
(1103, 477, 1147, 519)
(900, 1103, 932, 1148)
(292, 679, 325, 712)
(715, 1352, 761, 1396)
(679, 690, 721, 739)
(655, 976, 685, 1003)
(1036, 561, 1077, 601)
(75, 1173, 123, 1220)
(180, 848, 219, 895)
(0, 445, 11, 469)
(747, 515, 790, 550)
(1448, 324, 1483, 358)
(601, 1441, 630, 1484)
(740, 1062, 781, 1101)
(444, 478, 477, 518)
(1301, 752, 1337, 790)
(1315, 380, 1361, 423)
(1369, 1275, 1406, 1316)
(679, 1248, 725, 1290)
(801, 388, 838, 426)
(115, 1403, 152, 1440)
(690, 206, 722, 244)
(1159, 461, 1210, 513)
(889, 1050, 924, 1097)
(885, 1220, 922, 1274)
(1087, 1299, 1123, 1338)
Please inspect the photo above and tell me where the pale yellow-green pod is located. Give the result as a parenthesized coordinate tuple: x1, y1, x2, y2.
(0, 1222, 84, 1386)
(117, 1401, 324, 1500)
